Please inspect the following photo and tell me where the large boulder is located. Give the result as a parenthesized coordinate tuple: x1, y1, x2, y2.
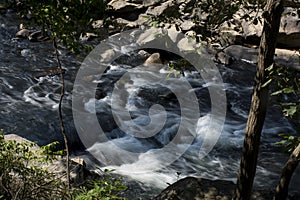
(221, 45, 300, 71)
(222, 6, 300, 49)
(154, 177, 276, 200)
(107, 0, 146, 21)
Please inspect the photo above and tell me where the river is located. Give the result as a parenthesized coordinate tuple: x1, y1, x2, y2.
(0, 9, 299, 198)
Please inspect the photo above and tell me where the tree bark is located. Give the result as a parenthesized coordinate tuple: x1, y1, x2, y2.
(273, 142, 300, 200)
(234, 0, 285, 199)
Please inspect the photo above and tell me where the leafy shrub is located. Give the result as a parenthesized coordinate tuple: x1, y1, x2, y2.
(0, 131, 68, 199)
(73, 173, 127, 200)
(268, 65, 300, 152)
(0, 131, 127, 199)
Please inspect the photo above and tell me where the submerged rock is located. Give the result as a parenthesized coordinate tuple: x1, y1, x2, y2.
(34, 67, 66, 79)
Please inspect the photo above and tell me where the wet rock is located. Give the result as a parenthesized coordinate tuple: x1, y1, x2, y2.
(134, 85, 179, 110)
(154, 177, 235, 200)
(80, 32, 99, 41)
(28, 30, 49, 42)
(34, 67, 66, 79)
(138, 49, 151, 58)
(20, 49, 32, 57)
(144, 52, 162, 65)
(16, 28, 30, 38)
(154, 177, 277, 200)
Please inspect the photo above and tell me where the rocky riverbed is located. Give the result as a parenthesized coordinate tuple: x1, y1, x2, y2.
(1, 0, 300, 199)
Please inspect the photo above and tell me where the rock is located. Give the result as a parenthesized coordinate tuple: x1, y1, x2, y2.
(144, 52, 162, 65)
(154, 177, 278, 200)
(280, 7, 300, 34)
(108, 0, 143, 12)
(142, 0, 162, 7)
(154, 177, 235, 200)
(4, 133, 33, 143)
(146, 0, 179, 17)
(224, 45, 258, 64)
(223, 45, 300, 70)
(115, 18, 138, 28)
(20, 49, 32, 57)
(92, 20, 104, 29)
(138, 49, 151, 58)
(108, 0, 145, 21)
(16, 29, 30, 39)
(34, 67, 66, 79)
(180, 20, 195, 31)
(221, 7, 300, 49)
(80, 32, 99, 41)
(277, 7, 300, 48)
(28, 30, 49, 42)
(274, 48, 300, 71)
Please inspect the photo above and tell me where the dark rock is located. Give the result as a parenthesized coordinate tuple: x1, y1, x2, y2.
(134, 85, 179, 110)
(154, 177, 235, 200)
(154, 177, 287, 200)
(28, 30, 50, 42)
(34, 67, 66, 79)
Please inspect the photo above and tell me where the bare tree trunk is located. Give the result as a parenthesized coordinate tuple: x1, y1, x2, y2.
(53, 38, 70, 191)
(273, 143, 300, 200)
(234, 0, 285, 199)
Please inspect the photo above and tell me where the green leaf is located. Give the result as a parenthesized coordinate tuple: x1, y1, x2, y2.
(283, 105, 297, 117)
(262, 78, 272, 88)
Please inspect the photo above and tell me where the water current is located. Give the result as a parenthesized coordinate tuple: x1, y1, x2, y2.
(0, 10, 299, 198)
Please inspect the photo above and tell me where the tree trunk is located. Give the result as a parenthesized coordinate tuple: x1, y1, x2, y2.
(234, 0, 285, 199)
(273, 143, 300, 200)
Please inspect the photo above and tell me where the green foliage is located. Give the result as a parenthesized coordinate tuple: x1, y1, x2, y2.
(275, 133, 300, 153)
(0, 130, 127, 199)
(0, 130, 68, 199)
(11, 0, 107, 52)
(166, 59, 194, 79)
(73, 170, 127, 200)
(267, 64, 300, 152)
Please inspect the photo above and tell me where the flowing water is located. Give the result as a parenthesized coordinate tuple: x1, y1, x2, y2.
(1, 10, 299, 198)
